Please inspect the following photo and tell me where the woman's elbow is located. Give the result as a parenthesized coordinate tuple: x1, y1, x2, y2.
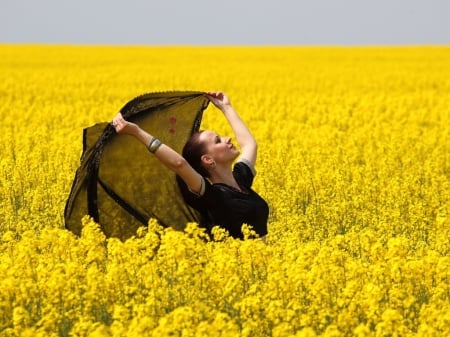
(252, 140, 258, 151)
(170, 157, 189, 173)
(244, 140, 258, 153)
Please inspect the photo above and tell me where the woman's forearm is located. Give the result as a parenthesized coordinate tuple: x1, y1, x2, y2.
(221, 105, 257, 153)
(131, 128, 186, 172)
(205, 92, 258, 164)
(132, 127, 153, 148)
(112, 113, 202, 193)
(113, 114, 188, 173)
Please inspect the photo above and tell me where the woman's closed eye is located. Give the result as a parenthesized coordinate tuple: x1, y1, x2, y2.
(215, 135, 221, 144)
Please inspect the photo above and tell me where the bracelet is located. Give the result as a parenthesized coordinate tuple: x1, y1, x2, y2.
(148, 138, 162, 153)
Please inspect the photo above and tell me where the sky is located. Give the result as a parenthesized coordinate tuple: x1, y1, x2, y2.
(1, 0, 449, 45)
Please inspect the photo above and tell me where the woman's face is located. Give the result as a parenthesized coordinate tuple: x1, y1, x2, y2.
(199, 130, 240, 165)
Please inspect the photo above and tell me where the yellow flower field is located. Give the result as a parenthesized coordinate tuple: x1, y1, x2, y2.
(0, 45, 449, 336)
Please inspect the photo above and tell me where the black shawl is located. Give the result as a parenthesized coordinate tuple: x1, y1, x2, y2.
(64, 91, 210, 240)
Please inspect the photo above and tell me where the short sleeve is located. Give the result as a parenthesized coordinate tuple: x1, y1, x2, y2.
(176, 175, 214, 215)
(187, 176, 206, 196)
(237, 158, 256, 176)
(234, 159, 256, 188)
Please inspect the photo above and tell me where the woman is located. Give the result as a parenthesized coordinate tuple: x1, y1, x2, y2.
(112, 91, 268, 240)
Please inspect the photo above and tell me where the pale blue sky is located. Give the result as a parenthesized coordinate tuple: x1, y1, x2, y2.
(1, 0, 449, 45)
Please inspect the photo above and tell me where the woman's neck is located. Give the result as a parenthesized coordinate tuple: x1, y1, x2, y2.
(209, 165, 241, 191)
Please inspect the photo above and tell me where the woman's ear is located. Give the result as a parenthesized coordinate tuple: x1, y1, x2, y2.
(201, 154, 214, 166)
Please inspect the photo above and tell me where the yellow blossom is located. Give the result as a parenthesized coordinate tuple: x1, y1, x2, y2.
(0, 45, 449, 336)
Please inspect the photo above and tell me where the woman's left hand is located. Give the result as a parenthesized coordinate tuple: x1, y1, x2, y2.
(205, 91, 231, 110)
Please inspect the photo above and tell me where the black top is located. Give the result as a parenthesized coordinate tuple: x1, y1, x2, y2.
(180, 160, 269, 239)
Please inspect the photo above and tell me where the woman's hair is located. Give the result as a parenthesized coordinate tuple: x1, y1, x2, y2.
(182, 131, 210, 177)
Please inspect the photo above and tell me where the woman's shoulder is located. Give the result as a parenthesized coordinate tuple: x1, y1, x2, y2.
(233, 158, 256, 188)
(235, 158, 256, 176)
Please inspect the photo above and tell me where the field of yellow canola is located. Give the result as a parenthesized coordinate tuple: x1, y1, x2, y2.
(0, 45, 449, 337)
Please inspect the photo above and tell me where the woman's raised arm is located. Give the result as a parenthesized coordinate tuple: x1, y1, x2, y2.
(112, 114, 204, 194)
(205, 92, 258, 167)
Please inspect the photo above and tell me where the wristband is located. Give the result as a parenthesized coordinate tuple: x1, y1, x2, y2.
(148, 138, 162, 153)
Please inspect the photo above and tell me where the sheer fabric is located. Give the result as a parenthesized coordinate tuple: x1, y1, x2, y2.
(64, 91, 210, 240)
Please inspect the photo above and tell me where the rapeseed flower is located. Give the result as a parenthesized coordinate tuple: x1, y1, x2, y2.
(0, 45, 449, 336)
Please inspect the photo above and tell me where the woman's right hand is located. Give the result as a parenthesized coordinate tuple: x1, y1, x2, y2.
(112, 113, 140, 136)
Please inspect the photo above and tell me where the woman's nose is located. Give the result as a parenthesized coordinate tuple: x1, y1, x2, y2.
(224, 137, 231, 144)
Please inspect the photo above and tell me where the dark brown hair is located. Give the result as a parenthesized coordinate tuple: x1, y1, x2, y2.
(182, 131, 210, 177)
